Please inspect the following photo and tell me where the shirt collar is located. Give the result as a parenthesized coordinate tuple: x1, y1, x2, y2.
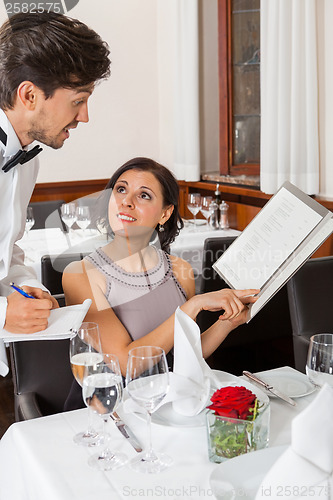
(0, 108, 23, 158)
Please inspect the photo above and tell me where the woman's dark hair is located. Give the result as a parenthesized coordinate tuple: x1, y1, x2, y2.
(0, 11, 111, 109)
(95, 157, 184, 252)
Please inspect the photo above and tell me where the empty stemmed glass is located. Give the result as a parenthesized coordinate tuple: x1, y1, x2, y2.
(61, 202, 77, 234)
(76, 205, 91, 234)
(126, 346, 172, 473)
(83, 353, 127, 471)
(187, 193, 202, 230)
(200, 196, 213, 229)
(70, 322, 103, 446)
(306, 333, 333, 388)
(25, 206, 35, 236)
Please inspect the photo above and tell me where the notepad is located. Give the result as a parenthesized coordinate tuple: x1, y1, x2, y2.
(0, 299, 92, 342)
(213, 181, 333, 322)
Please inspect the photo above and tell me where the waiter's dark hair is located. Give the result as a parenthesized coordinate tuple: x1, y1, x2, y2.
(0, 11, 110, 109)
(95, 157, 184, 252)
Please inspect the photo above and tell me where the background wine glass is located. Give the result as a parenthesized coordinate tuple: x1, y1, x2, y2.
(126, 346, 172, 473)
(60, 202, 77, 234)
(25, 206, 35, 237)
(306, 333, 333, 388)
(76, 205, 91, 233)
(83, 353, 127, 471)
(200, 196, 213, 229)
(187, 193, 202, 230)
(70, 322, 103, 446)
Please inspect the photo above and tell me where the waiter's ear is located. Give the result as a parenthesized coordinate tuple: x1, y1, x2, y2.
(16, 81, 39, 110)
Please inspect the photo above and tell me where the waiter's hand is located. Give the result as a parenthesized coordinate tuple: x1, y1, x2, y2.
(4, 286, 58, 333)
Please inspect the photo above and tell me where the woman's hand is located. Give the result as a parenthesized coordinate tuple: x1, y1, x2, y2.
(203, 288, 259, 320)
(181, 288, 259, 321)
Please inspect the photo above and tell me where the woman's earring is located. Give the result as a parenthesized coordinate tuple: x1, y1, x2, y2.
(159, 224, 165, 232)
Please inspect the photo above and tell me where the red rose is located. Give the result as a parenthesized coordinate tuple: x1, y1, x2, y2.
(207, 386, 257, 420)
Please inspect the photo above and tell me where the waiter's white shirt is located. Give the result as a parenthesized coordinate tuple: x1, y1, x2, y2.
(0, 109, 45, 375)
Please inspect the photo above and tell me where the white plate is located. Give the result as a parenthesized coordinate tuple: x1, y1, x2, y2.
(134, 370, 269, 428)
(256, 370, 316, 398)
(210, 445, 287, 500)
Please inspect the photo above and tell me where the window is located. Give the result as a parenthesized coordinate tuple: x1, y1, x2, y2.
(218, 0, 260, 177)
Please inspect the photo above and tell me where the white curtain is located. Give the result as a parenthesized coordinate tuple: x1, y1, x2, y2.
(260, 0, 319, 195)
(173, 0, 200, 181)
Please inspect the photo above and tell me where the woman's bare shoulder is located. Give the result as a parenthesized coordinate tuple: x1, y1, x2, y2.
(63, 257, 95, 274)
(168, 253, 195, 298)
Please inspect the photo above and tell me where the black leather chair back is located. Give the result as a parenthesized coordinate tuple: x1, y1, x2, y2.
(29, 199, 66, 231)
(197, 237, 294, 375)
(9, 339, 73, 421)
(287, 256, 333, 372)
(41, 253, 87, 296)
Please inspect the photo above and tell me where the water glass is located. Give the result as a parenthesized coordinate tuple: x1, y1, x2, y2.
(306, 333, 333, 387)
(70, 322, 103, 446)
(83, 353, 127, 470)
(76, 205, 91, 232)
(126, 346, 172, 473)
(61, 202, 77, 233)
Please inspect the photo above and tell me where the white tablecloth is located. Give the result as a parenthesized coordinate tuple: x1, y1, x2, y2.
(0, 367, 318, 500)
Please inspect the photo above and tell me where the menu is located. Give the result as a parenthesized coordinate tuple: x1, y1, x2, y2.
(213, 182, 333, 321)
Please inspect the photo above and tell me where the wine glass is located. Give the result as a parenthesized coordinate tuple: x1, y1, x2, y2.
(200, 196, 213, 229)
(126, 346, 172, 473)
(187, 193, 202, 230)
(83, 353, 127, 471)
(76, 205, 91, 233)
(61, 202, 77, 234)
(70, 322, 103, 446)
(25, 206, 35, 236)
(306, 333, 333, 388)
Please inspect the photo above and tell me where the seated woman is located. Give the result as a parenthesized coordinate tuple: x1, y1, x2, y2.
(63, 157, 258, 409)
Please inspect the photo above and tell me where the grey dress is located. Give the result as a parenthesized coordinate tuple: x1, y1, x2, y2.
(64, 247, 187, 411)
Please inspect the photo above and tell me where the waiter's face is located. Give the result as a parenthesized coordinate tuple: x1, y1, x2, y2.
(27, 86, 94, 149)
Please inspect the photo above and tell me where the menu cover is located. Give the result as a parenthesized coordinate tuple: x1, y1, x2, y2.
(213, 182, 333, 322)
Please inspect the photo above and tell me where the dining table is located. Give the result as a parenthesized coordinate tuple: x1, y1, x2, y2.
(17, 223, 241, 285)
(0, 366, 318, 500)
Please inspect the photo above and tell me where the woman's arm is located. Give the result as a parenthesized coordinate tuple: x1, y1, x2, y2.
(63, 258, 257, 375)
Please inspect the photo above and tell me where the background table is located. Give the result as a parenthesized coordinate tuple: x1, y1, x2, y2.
(0, 367, 318, 500)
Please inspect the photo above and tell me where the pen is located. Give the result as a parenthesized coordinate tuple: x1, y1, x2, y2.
(10, 282, 36, 299)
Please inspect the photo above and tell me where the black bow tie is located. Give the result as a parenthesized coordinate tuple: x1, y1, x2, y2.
(2, 145, 43, 173)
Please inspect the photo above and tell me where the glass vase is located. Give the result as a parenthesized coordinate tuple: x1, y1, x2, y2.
(206, 401, 270, 463)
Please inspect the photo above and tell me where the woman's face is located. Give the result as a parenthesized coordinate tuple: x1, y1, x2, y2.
(108, 169, 172, 237)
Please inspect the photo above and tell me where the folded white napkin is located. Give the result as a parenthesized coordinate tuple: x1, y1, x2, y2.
(255, 384, 333, 499)
(123, 307, 222, 417)
(171, 306, 221, 416)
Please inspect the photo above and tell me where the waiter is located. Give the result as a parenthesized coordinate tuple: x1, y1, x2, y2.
(0, 10, 110, 373)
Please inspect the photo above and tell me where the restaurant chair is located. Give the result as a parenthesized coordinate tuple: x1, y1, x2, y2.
(41, 252, 88, 306)
(287, 256, 333, 373)
(9, 339, 73, 421)
(197, 237, 294, 375)
(29, 199, 67, 231)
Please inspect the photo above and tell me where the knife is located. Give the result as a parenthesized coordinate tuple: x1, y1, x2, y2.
(242, 371, 297, 406)
(110, 412, 143, 452)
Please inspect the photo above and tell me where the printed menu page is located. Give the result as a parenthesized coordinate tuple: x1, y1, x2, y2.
(213, 182, 333, 321)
